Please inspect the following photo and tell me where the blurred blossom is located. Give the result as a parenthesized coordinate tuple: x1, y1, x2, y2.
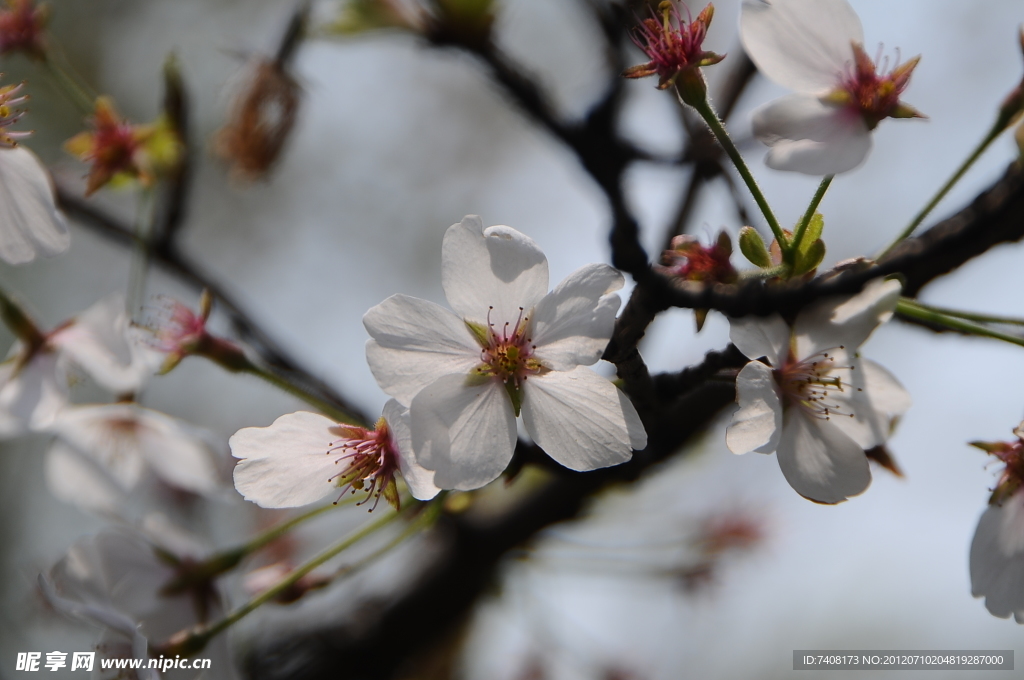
(0, 0, 47, 58)
(677, 511, 764, 592)
(364, 215, 646, 491)
(622, 1, 724, 92)
(140, 291, 224, 374)
(740, 0, 923, 174)
(213, 57, 301, 182)
(0, 295, 156, 436)
(970, 420, 1024, 623)
(64, 96, 181, 195)
(656, 232, 737, 331)
(40, 520, 232, 679)
(0, 79, 70, 264)
(726, 278, 910, 503)
(242, 562, 331, 604)
(230, 399, 438, 511)
(45, 402, 222, 513)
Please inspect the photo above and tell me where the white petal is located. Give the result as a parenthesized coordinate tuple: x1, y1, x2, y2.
(521, 366, 644, 471)
(364, 294, 482, 406)
(0, 350, 68, 431)
(441, 215, 549, 326)
(133, 408, 221, 495)
(382, 398, 439, 501)
(729, 313, 790, 365)
(753, 95, 872, 175)
(0, 146, 70, 265)
(776, 409, 871, 504)
(231, 411, 345, 508)
(970, 495, 1024, 620)
(48, 405, 146, 489)
(46, 442, 128, 514)
(828, 358, 910, 449)
(51, 294, 157, 394)
(726, 361, 783, 455)
(740, 0, 863, 93)
(530, 264, 623, 370)
(795, 278, 902, 358)
(410, 374, 517, 491)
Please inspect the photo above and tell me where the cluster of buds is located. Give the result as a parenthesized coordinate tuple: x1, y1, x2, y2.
(0, 78, 29, 147)
(0, 0, 47, 59)
(622, 1, 723, 102)
(656, 231, 736, 330)
(64, 96, 182, 195)
(971, 421, 1024, 507)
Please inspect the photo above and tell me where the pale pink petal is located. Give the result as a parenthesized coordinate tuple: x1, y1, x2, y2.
(134, 408, 221, 495)
(740, 0, 863, 93)
(970, 494, 1024, 621)
(231, 411, 345, 508)
(0, 349, 68, 431)
(776, 409, 871, 504)
(726, 361, 783, 455)
(46, 442, 128, 514)
(410, 374, 517, 490)
(382, 398, 439, 501)
(51, 294, 159, 394)
(729, 313, 790, 365)
(829, 358, 910, 449)
(0, 146, 69, 265)
(753, 94, 871, 175)
(48, 405, 147, 489)
(364, 294, 482, 406)
(795, 278, 901, 358)
(521, 366, 643, 471)
(441, 215, 549, 327)
(530, 264, 623, 371)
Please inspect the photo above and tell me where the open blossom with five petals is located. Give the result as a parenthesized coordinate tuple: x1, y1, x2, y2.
(230, 399, 438, 510)
(969, 420, 1024, 623)
(0, 79, 70, 264)
(622, 1, 724, 91)
(740, 0, 924, 174)
(726, 278, 910, 503)
(363, 216, 647, 491)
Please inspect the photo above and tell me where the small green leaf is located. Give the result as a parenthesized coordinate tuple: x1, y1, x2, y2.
(738, 226, 771, 268)
(793, 238, 825, 275)
(796, 212, 824, 257)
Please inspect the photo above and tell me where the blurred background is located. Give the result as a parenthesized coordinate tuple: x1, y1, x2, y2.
(1, 0, 1023, 678)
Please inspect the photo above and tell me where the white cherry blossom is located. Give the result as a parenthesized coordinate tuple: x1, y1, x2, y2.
(45, 402, 222, 512)
(0, 294, 159, 436)
(740, 0, 923, 174)
(969, 421, 1024, 623)
(726, 278, 910, 503)
(231, 399, 439, 509)
(363, 215, 646, 491)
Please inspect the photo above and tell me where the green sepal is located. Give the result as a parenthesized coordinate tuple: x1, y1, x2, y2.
(738, 226, 771, 268)
(465, 320, 490, 348)
(504, 380, 522, 417)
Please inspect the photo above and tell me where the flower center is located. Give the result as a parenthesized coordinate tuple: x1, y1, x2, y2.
(774, 346, 860, 421)
(326, 418, 400, 511)
(469, 306, 542, 387)
(828, 42, 921, 129)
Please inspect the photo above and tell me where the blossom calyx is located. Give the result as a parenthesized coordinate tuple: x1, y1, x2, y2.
(144, 291, 247, 374)
(822, 42, 924, 131)
(971, 424, 1024, 507)
(64, 96, 182, 195)
(622, 2, 724, 92)
(0, 0, 47, 59)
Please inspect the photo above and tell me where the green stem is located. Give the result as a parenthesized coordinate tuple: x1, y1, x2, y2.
(181, 509, 402, 650)
(688, 96, 787, 248)
(896, 299, 1024, 348)
(127, 188, 157, 322)
(788, 175, 833, 260)
(879, 121, 1003, 259)
(43, 55, 95, 115)
(240, 360, 365, 426)
(903, 301, 1024, 327)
